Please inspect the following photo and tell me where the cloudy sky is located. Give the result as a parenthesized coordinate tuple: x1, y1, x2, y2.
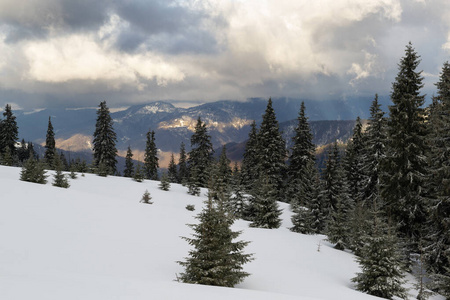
(0, 0, 449, 110)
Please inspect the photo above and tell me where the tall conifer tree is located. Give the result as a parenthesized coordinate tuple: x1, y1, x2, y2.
(188, 117, 214, 187)
(380, 42, 429, 251)
(178, 142, 188, 184)
(240, 121, 259, 191)
(44, 116, 56, 169)
(123, 146, 134, 178)
(168, 153, 178, 183)
(144, 129, 159, 180)
(93, 101, 117, 175)
(0, 104, 18, 159)
(256, 98, 286, 202)
(425, 62, 450, 289)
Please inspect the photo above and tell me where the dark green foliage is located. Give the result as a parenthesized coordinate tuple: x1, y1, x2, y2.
(326, 162, 353, 250)
(123, 146, 134, 178)
(159, 172, 171, 191)
(178, 142, 188, 185)
(240, 121, 259, 191)
(380, 43, 429, 251)
(0, 104, 18, 159)
(20, 157, 48, 184)
(44, 116, 56, 169)
(185, 204, 195, 211)
(424, 62, 450, 291)
(93, 101, 117, 175)
(249, 175, 282, 229)
(17, 139, 29, 163)
(290, 160, 322, 234)
(187, 168, 201, 196)
(52, 151, 70, 188)
(1, 146, 13, 166)
(140, 190, 152, 204)
(178, 195, 253, 287)
(352, 201, 407, 300)
(210, 146, 232, 201)
(287, 102, 316, 202)
(168, 153, 178, 183)
(230, 182, 246, 219)
(144, 129, 159, 180)
(256, 98, 286, 202)
(188, 117, 214, 187)
(96, 161, 109, 177)
(133, 163, 144, 182)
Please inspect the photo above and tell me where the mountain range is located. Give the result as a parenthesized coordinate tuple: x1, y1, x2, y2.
(13, 97, 381, 166)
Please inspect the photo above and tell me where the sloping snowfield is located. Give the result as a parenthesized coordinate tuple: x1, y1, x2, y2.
(0, 166, 443, 300)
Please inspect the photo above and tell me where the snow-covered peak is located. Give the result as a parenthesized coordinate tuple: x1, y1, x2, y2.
(136, 102, 176, 115)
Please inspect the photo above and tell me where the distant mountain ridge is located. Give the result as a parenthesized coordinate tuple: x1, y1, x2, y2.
(13, 97, 381, 164)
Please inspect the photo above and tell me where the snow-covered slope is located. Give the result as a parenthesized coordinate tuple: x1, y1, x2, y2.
(0, 166, 441, 300)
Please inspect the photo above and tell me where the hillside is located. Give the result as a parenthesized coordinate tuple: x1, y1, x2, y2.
(0, 165, 442, 300)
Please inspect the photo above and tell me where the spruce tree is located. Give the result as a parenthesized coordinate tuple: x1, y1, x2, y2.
(159, 172, 171, 191)
(188, 117, 214, 187)
(230, 181, 246, 219)
(0, 104, 18, 159)
(52, 151, 70, 188)
(256, 98, 286, 202)
(168, 153, 178, 183)
(44, 116, 56, 169)
(425, 61, 450, 288)
(144, 129, 159, 180)
(140, 190, 153, 204)
(380, 42, 429, 252)
(240, 121, 259, 192)
(210, 146, 232, 201)
(123, 146, 134, 178)
(326, 161, 353, 250)
(178, 194, 253, 287)
(352, 200, 407, 300)
(17, 139, 29, 163)
(178, 142, 188, 185)
(93, 101, 117, 175)
(287, 102, 316, 202)
(20, 157, 48, 184)
(249, 174, 282, 229)
(133, 163, 144, 182)
(290, 160, 321, 234)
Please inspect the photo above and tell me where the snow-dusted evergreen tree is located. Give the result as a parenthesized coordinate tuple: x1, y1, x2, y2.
(0, 104, 18, 159)
(380, 43, 429, 252)
(424, 61, 450, 293)
(230, 181, 246, 219)
(231, 162, 240, 189)
(256, 98, 287, 202)
(178, 142, 188, 185)
(287, 102, 316, 202)
(290, 160, 321, 234)
(249, 174, 282, 229)
(344, 117, 366, 203)
(133, 163, 144, 182)
(140, 190, 152, 204)
(1, 146, 13, 166)
(210, 146, 232, 201)
(187, 168, 201, 196)
(159, 172, 170, 191)
(344, 117, 368, 254)
(52, 150, 69, 188)
(178, 194, 253, 287)
(326, 160, 353, 250)
(168, 153, 178, 183)
(240, 120, 259, 192)
(144, 129, 159, 180)
(44, 116, 56, 169)
(20, 157, 48, 184)
(123, 146, 134, 178)
(93, 101, 117, 175)
(352, 199, 407, 300)
(320, 142, 341, 222)
(188, 117, 214, 187)
(361, 94, 387, 208)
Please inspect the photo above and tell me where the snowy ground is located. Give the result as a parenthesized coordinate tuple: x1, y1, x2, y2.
(0, 165, 443, 300)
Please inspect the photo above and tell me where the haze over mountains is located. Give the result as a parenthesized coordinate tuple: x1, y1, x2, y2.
(14, 97, 385, 165)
